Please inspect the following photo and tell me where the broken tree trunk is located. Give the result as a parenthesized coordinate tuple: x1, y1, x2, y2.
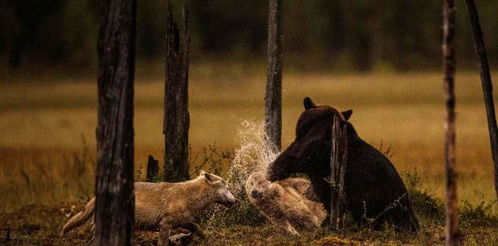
(265, 0, 283, 150)
(464, 0, 498, 200)
(146, 155, 159, 182)
(329, 115, 348, 229)
(94, 0, 136, 245)
(164, 3, 190, 182)
(443, 0, 460, 245)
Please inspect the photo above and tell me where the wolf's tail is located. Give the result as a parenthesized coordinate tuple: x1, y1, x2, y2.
(61, 197, 95, 237)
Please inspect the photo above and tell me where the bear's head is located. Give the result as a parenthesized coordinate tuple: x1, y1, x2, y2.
(267, 97, 352, 181)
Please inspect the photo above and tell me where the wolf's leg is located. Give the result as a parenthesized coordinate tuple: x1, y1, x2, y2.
(88, 232, 95, 244)
(87, 234, 95, 246)
(89, 220, 95, 242)
(158, 218, 172, 246)
(180, 222, 205, 239)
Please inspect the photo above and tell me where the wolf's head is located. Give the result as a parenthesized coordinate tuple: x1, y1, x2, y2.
(200, 170, 237, 207)
(245, 172, 275, 200)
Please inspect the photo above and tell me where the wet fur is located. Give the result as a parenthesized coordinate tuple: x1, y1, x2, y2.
(245, 172, 326, 235)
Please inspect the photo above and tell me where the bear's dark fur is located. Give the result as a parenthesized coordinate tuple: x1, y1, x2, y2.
(267, 97, 419, 231)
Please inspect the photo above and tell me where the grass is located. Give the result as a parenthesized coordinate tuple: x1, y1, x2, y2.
(1, 70, 498, 244)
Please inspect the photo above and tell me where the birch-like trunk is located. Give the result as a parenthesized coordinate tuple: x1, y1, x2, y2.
(443, 0, 459, 244)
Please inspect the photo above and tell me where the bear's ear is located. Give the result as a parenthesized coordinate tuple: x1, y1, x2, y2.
(303, 97, 316, 110)
(341, 110, 353, 121)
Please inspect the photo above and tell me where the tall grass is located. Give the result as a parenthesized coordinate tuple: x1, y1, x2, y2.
(0, 143, 94, 213)
(0, 126, 497, 245)
(1, 71, 497, 211)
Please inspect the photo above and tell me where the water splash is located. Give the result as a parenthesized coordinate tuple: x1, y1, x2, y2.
(227, 120, 280, 197)
(202, 120, 280, 227)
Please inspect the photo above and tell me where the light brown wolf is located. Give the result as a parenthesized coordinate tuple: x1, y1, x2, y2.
(245, 172, 326, 236)
(62, 171, 236, 246)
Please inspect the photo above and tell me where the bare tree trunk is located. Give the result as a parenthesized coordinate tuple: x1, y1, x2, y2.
(464, 0, 498, 200)
(94, 0, 136, 245)
(146, 155, 159, 182)
(329, 115, 348, 229)
(164, 3, 190, 182)
(265, 0, 283, 150)
(443, 0, 460, 245)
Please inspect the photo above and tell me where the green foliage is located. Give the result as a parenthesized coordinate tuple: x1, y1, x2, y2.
(404, 170, 498, 229)
(63, 0, 97, 66)
(201, 199, 266, 229)
(3, 0, 498, 71)
(460, 200, 498, 227)
(404, 171, 444, 221)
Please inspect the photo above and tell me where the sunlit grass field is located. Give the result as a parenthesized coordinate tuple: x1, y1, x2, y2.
(1, 70, 498, 244)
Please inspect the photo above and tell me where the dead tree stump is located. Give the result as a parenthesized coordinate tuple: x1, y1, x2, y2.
(265, 0, 283, 150)
(164, 3, 190, 182)
(146, 155, 159, 182)
(94, 0, 136, 245)
(329, 114, 348, 229)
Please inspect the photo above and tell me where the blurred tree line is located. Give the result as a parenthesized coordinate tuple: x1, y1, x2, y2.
(1, 0, 497, 72)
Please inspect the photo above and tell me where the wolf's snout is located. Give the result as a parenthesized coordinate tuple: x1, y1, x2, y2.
(251, 190, 262, 199)
(220, 198, 236, 207)
(219, 190, 237, 207)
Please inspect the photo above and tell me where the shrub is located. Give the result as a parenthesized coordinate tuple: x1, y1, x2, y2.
(460, 200, 498, 227)
(404, 171, 444, 221)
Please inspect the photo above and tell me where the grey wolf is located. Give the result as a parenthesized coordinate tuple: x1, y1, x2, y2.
(62, 171, 236, 245)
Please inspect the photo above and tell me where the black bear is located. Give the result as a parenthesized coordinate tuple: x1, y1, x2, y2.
(267, 97, 419, 231)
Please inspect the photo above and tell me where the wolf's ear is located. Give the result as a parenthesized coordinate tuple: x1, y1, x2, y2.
(341, 110, 353, 121)
(204, 172, 215, 183)
(199, 170, 206, 176)
(304, 97, 316, 110)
